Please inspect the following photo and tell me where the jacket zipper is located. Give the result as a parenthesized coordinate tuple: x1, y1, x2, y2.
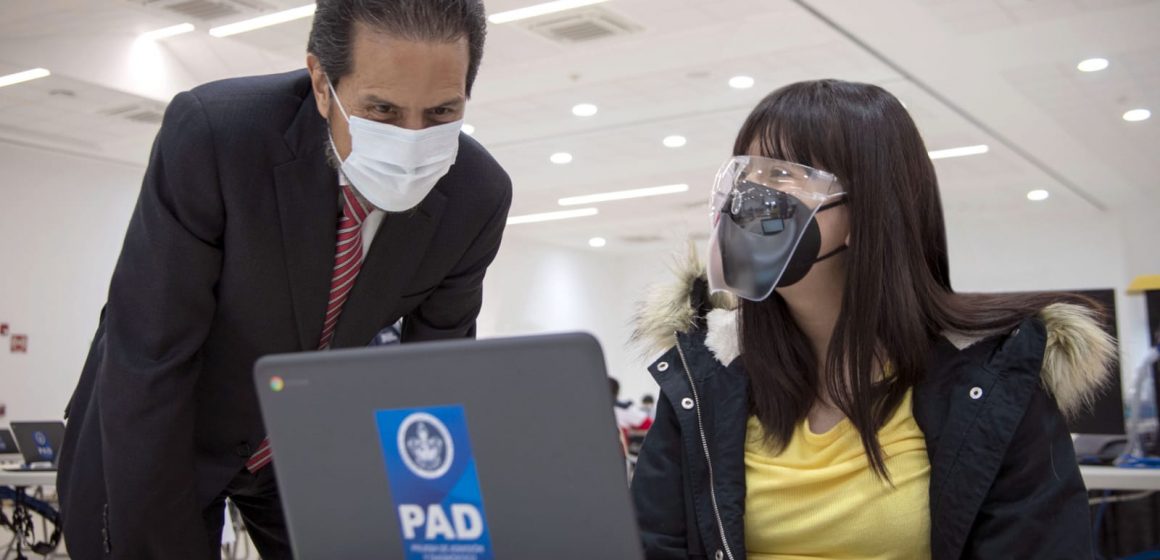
(675, 340, 736, 560)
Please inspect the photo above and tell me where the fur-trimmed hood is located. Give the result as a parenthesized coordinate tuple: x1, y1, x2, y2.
(632, 249, 1118, 418)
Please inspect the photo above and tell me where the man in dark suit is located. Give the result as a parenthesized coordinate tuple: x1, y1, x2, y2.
(56, 1, 510, 557)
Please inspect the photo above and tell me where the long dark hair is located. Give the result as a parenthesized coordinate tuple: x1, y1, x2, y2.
(735, 80, 1090, 478)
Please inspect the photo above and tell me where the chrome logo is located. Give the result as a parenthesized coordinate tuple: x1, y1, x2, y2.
(270, 376, 285, 392)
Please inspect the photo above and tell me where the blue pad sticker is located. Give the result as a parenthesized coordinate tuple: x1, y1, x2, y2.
(375, 405, 493, 560)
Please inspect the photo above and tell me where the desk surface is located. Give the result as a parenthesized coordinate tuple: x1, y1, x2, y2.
(1081, 465, 1160, 491)
(0, 469, 57, 488)
(2, 465, 1155, 491)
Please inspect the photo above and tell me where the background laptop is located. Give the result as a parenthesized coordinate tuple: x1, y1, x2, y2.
(0, 428, 20, 465)
(254, 333, 643, 560)
(5, 421, 66, 472)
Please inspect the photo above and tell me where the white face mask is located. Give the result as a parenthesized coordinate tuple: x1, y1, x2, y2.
(327, 79, 462, 212)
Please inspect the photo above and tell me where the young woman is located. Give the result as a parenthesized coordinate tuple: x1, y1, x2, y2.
(631, 80, 1115, 560)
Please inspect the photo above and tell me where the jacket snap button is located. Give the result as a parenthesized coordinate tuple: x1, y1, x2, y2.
(969, 387, 983, 400)
(681, 397, 695, 410)
(657, 361, 670, 372)
(715, 550, 724, 560)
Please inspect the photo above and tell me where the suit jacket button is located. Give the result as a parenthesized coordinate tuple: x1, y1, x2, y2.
(235, 443, 253, 457)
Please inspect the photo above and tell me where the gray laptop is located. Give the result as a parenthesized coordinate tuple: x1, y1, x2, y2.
(254, 333, 643, 560)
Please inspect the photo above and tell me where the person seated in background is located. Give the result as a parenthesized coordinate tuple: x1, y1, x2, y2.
(1127, 328, 1160, 458)
(639, 394, 657, 422)
(630, 79, 1116, 560)
(610, 377, 653, 432)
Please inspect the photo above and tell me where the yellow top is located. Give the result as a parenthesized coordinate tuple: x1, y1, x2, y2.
(744, 389, 931, 560)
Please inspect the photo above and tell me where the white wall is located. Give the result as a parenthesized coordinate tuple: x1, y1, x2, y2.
(1108, 203, 1160, 384)
(477, 236, 669, 404)
(0, 141, 141, 423)
(947, 205, 1160, 386)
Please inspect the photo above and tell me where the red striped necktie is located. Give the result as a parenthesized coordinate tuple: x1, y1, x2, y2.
(246, 185, 371, 473)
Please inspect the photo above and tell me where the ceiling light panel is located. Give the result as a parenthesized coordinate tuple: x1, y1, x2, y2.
(558, 184, 690, 206)
(928, 144, 990, 160)
(488, 0, 611, 24)
(0, 68, 51, 88)
(139, 22, 196, 41)
(209, 3, 315, 37)
(507, 208, 599, 225)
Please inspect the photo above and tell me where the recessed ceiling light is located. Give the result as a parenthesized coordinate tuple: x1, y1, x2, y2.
(462, 123, 475, 135)
(0, 68, 50, 88)
(209, 4, 316, 37)
(1123, 109, 1151, 122)
(1077, 58, 1109, 72)
(558, 184, 689, 206)
(928, 144, 989, 160)
(488, 0, 611, 24)
(1027, 189, 1050, 202)
(139, 22, 195, 41)
(729, 75, 755, 89)
(663, 135, 687, 148)
(588, 237, 607, 248)
(507, 208, 599, 225)
(550, 152, 574, 165)
(572, 103, 598, 117)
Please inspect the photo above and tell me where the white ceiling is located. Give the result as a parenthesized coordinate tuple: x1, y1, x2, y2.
(0, 0, 1156, 253)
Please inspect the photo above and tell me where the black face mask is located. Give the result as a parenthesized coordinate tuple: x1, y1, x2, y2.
(776, 198, 848, 288)
(717, 188, 847, 300)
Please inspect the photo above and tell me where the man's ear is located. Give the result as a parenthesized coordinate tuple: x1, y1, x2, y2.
(306, 54, 331, 120)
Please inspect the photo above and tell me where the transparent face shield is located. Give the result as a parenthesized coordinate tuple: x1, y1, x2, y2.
(707, 155, 846, 301)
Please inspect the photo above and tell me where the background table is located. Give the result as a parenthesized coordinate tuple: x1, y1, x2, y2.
(1081, 465, 1160, 491)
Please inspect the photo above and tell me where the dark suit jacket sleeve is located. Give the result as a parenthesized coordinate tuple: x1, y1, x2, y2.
(97, 90, 224, 558)
(962, 382, 1094, 559)
(631, 391, 700, 560)
(401, 177, 512, 342)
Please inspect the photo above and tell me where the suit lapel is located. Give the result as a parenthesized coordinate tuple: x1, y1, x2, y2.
(336, 190, 447, 347)
(274, 156, 338, 351)
(274, 90, 339, 351)
(330, 189, 447, 348)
